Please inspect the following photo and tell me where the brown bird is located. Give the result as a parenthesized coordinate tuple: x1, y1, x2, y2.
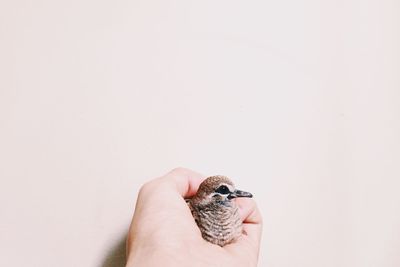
(187, 175, 253, 246)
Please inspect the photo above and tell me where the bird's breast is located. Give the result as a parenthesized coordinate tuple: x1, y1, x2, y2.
(191, 203, 243, 246)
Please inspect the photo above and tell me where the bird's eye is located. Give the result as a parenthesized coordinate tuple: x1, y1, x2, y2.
(215, 185, 230, 194)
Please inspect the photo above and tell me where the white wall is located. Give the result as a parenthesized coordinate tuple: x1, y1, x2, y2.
(1, 0, 399, 266)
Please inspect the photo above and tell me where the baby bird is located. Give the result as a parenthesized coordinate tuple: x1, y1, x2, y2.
(187, 175, 253, 246)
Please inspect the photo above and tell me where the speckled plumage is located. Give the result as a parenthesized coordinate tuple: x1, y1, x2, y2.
(187, 175, 253, 246)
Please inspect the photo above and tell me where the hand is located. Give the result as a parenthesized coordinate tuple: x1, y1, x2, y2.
(126, 168, 263, 267)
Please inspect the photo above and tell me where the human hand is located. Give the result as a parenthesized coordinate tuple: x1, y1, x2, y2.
(126, 168, 262, 267)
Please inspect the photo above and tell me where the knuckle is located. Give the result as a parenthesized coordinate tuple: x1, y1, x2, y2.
(169, 167, 188, 175)
(138, 180, 157, 196)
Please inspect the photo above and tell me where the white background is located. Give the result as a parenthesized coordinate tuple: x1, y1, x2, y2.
(1, 0, 399, 266)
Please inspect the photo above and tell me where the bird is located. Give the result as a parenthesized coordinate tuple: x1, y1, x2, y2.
(187, 175, 253, 247)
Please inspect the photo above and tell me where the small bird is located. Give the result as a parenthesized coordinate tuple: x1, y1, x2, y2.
(187, 175, 253, 246)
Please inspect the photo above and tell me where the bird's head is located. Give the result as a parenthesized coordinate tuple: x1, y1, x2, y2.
(193, 175, 253, 206)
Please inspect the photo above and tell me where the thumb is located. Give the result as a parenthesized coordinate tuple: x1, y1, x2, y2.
(224, 198, 262, 262)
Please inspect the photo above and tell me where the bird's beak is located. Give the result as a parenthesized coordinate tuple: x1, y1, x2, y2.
(228, 189, 253, 199)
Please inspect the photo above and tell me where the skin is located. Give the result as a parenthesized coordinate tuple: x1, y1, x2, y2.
(126, 168, 263, 267)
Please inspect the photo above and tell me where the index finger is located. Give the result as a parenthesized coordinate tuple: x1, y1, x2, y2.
(236, 198, 263, 248)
